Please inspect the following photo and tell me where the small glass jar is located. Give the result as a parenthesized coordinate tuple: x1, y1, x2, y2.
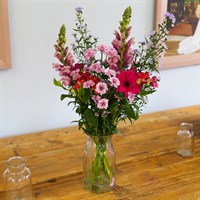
(3, 156, 33, 200)
(177, 122, 194, 157)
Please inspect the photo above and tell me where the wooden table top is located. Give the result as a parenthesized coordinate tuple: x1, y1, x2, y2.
(0, 105, 200, 200)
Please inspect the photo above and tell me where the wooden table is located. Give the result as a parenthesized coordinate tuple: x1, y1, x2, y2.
(0, 105, 200, 200)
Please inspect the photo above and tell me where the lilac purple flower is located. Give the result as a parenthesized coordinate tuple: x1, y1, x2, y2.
(164, 12, 176, 24)
(75, 7, 83, 12)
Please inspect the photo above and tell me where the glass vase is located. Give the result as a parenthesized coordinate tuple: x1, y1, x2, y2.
(83, 135, 116, 193)
(177, 122, 194, 157)
(3, 156, 32, 200)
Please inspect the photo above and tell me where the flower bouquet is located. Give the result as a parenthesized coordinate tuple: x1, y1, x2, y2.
(52, 6, 175, 193)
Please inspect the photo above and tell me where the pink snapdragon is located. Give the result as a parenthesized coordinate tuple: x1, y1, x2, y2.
(61, 76, 71, 87)
(104, 46, 118, 57)
(65, 52, 74, 66)
(124, 49, 133, 66)
(112, 38, 123, 51)
(83, 80, 95, 89)
(60, 66, 71, 76)
(107, 55, 120, 70)
(54, 52, 62, 61)
(109, 77, 120, 88)
(97, 98, 109, 109)
(95, 82, 108, 95)
(84, 48, 96, 61)
(52, 63, 62, 71)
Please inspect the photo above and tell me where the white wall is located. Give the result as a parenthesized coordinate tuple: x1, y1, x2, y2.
(0, 0, 199, 138)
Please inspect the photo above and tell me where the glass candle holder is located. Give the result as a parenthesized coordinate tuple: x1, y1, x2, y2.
(177, 122, 194, 157)
(3, 156, 32, 200)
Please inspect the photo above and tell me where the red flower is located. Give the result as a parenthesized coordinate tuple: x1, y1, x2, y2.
(72, 72, 99, 90)
(137, 72, 150, 85)
(116, 70, 141, 97)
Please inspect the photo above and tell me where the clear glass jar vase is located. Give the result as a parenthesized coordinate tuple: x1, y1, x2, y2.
(83, 135, 116, 193)
(177, 122, 194, 157)
(3, 156, 33, 200)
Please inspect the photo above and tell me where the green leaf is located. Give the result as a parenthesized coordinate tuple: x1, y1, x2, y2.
(134, 111, 140, 120)
(67, 101, 75, 106)
(78, 121, 84, 129)
(82, 89, 90, 104)
(109, 102, 119, 113)
(140, 90, 155, 96)
(53, 78, 67, 90)
(78, 86, 90, 104)
(83, 108, 97, 127)
(60, 94, 73, 101)
(124, 104, 135, 119)
(114, 127, 123, 136)
(53, 78, 62, 87)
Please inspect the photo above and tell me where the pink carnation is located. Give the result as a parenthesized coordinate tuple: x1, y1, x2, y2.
(97, 44, 107, 52)
(84, 48, 96, 61)
(97, 99, 109, 109)
(104, 68, 116, 77)
(92, 95, 101, 103)
(83, 80, 95, 89)
(95, 82, 108, 95)
(109, 77, 120, 88)
(89, 63, 102, 73)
